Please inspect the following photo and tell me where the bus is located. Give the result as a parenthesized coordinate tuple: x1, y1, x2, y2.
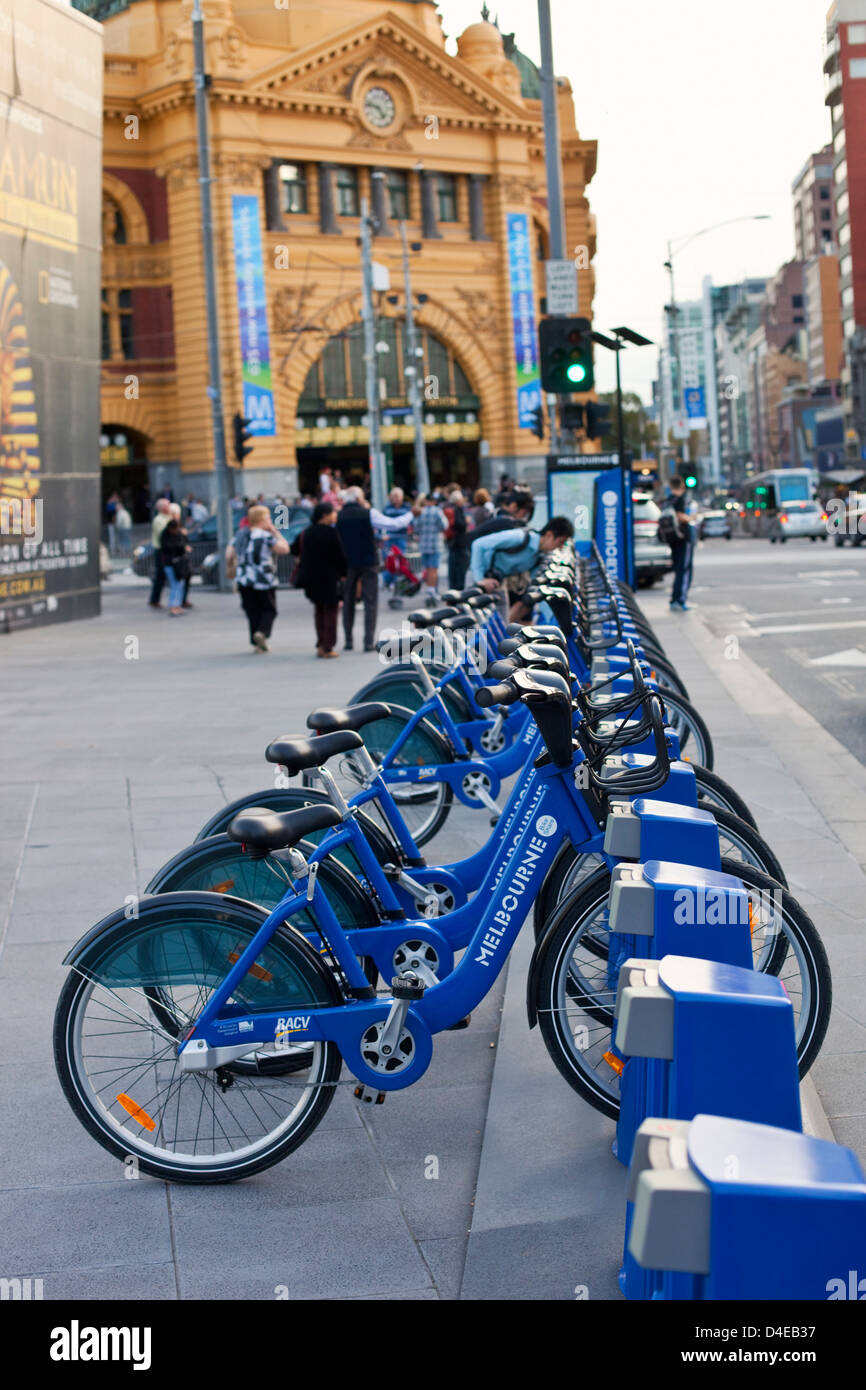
(739, 469, 815, 537)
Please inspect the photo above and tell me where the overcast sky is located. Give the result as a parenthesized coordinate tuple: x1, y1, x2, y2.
(436, 0, 834, 400)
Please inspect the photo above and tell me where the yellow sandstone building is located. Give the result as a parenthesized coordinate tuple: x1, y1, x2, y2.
(80, 0, 597, 506)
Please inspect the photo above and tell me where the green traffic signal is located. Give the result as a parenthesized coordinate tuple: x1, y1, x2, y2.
(538, 317, 594, 394)
(684, 474, 698, 488)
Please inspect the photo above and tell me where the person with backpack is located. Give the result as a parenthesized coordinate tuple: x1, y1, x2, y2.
(225, 503, 290, 651)
(658, 475, 694, 611)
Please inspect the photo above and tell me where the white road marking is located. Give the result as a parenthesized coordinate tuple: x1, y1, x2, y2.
(821, 596, 853, 604)
(796, 569, 859, 579)
(809, 647, 866, 667)
(743, 618, 866, 637)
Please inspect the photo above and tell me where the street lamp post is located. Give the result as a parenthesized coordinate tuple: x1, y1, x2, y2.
(663, 214, 770, 485)
(399, 220, 430, 496)
(592, 326, 653, 585)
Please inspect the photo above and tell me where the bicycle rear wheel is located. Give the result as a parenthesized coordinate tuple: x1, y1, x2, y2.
(54, 894, 344, 1183)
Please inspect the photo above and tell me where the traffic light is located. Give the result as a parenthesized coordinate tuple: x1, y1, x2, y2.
(684, 471, 699, 489)
(560, 403, 584, 431)
(529, 405, 545, 439)
(584, 402, 612, 440)
(538, 316, 594, 394)
(233, 411, 254, 465)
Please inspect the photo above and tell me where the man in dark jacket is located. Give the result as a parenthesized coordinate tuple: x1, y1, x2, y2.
(336, 486, 379, 651)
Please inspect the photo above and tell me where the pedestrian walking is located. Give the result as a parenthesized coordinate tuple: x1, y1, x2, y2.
(336, 486, 379, 651)
(414, 493, 448, 602)
(380, 486, 413, 607)
(160, 517, 192, 617)
(292, 501, 347, 658)
(148, 497, 172, 608)
(114, 500, 132, 555)
(226, 503, 290, 652)
(444, 489, 471, 591)
(469, 488, 494, 529)
(105, 491, 120, 554)
(658, 474, 694, 611)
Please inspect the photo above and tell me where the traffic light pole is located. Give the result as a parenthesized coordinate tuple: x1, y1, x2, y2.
(192, 0, 234, 591)
(399, 220, 430, 497)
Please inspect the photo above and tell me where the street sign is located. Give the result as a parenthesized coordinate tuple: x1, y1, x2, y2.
(672, 416, 690, 439)
(545, 259, 579, 315)
(684, 386, 706, 423)
(548, 452, 621, 469)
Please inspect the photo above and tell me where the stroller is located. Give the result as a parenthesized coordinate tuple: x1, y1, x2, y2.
(383, 543, 421, 609)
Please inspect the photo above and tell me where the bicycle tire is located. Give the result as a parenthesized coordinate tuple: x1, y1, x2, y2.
(356, 704, 455, 847)
(54, 893, 344, 1183)
(658, 690, 715, 769)
(532, 862, 831, 1119)
(195, 787, 397, 860)
(350, 667, 474, 724)
(533, 804, 784, 938)
(693, 764, 758, 830)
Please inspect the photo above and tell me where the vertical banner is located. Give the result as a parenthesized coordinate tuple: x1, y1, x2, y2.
(231, 194, 276, 436)
(506, 212, 542, 428)
(0, 0, 103, 631)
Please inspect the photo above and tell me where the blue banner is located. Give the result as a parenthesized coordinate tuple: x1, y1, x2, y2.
(231, 194, 276, 436)
(506, 212, 542, 428)
(684, 386, 706, 421)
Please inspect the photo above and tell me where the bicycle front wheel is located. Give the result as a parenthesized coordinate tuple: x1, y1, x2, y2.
(533, 863, 831, 1119)
(355, 704, 454, 846)
(659, 691, 714, 768)
(54, 894, 344, 1183)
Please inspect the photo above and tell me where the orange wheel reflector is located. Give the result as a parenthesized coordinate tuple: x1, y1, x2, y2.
(227, 952, 273, 983)
(748, 900, 756, 935)
(116, 1094, 156, 1131)
(602, 1050, 624, 1076)
(210, 879, 236, 894)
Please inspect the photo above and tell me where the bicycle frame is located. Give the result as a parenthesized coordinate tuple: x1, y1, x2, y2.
(180, 760, 590, 1093)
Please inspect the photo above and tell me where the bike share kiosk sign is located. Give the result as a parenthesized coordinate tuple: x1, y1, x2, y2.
(547, 453, 634, 585)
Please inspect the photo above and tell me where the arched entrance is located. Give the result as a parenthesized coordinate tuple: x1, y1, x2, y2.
(100, 424, 151, 522)
(295, 319, 481, 496)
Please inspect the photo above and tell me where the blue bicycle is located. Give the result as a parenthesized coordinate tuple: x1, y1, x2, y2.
(53, 668, 830, 1182)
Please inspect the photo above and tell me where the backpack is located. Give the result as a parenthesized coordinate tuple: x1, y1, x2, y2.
(486, 529, 540, 579)
(657, 504, 685, 547)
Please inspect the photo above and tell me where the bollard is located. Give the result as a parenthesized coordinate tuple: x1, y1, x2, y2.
(627, 1114, 866, 1300)
(605, 799, 721, 872)
(614, 957, 801, 1298)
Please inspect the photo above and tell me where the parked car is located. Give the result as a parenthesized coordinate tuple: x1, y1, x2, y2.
(632, 493, 672, 587)
(768, 500, 829, 544)
(699, 508, 733, 540)
(133, 504, 309, 581)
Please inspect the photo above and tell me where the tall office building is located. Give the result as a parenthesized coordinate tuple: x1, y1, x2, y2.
(792, 147, 837, 260)
(824, 1, 866, 450)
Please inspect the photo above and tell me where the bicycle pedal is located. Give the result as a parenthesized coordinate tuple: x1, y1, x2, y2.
(354, 1085, 386, 1105)
(391, 972, 426, 1001)
(447, 1013, 471, 1031)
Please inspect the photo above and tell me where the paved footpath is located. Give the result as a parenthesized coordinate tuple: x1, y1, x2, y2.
(2, 576, 863, 1299)
(0, 579, 503, 1301)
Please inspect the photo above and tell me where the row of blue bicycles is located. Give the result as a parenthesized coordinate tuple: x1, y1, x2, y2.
(53, 542, 832, 1215)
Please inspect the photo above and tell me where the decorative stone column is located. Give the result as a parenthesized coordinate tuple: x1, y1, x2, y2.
(370, 167, 392, 235)
(420, 170, 441, 239)
(468, 173, 489, 241)
(263, 161, 285, 232)
(318, 163, 341, 235)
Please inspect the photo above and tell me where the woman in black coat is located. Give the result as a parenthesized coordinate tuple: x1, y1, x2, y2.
(292, 501, 347, 657)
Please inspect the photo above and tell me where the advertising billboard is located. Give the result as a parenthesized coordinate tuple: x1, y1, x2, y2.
(506, 212, 542, 428)
(231, 194, 276, 437)
(0, 0, 103, 631)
